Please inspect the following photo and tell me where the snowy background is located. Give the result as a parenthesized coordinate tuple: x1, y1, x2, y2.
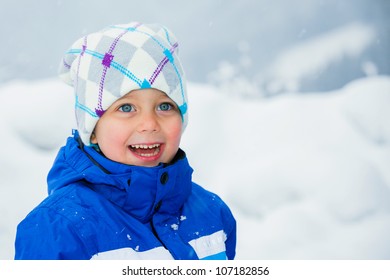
(0, 0, 389, 259)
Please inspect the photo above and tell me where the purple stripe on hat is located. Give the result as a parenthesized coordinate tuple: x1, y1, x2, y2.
(81, 44, 87, 56)
(149, 57, 169, 85)
(149, 42, 178, 85)
(95, 29, 129, 114)
(81, 37, 87, 56)
(96, 67, 108, 117)
(102, 53, 114, 67)
(63, 59, 71, 69)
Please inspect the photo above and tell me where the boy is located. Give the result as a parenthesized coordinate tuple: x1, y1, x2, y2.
(14, 22, 236, 260)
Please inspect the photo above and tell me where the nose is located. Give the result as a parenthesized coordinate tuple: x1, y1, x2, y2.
(136, 111, 160, 133)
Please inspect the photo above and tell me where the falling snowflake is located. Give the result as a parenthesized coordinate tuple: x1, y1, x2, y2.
(180, 215, 187, 221)
(127, 234, 132, 240)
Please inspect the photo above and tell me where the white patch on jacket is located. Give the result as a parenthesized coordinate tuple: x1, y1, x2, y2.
(90, 230, 227, 260)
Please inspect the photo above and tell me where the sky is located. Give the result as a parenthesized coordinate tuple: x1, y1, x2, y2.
(0, 0, 389, 92)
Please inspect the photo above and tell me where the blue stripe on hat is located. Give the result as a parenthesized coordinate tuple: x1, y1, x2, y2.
(76, 96, 99, 118)
(68, 48, 144, 87)
(163, 49, 174, 63)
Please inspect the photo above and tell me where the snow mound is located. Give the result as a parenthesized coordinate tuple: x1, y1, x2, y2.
(341, 76, 390, 144)
(0, 79, 75, 151)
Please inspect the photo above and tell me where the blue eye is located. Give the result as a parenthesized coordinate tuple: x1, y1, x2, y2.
(119, 104, 134, 112)
(158, 103, 173, 111)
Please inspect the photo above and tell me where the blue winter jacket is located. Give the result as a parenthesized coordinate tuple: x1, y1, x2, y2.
(14, 132, 236, 260)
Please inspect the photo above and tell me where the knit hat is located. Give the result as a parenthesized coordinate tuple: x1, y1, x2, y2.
(59, 22, 188, 145)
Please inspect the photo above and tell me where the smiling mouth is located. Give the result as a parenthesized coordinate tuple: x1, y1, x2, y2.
(129, 144, 161, 157)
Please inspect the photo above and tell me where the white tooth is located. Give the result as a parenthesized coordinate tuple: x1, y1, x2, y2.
(139, 148, 159, 157)
(131, 144, 160, 150)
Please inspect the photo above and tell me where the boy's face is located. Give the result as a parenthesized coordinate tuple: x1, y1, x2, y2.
(90, 88, 182, 167)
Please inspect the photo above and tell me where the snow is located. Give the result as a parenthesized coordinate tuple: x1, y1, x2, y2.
(171, 224, 179, 231)
(1, 74, 389, 260)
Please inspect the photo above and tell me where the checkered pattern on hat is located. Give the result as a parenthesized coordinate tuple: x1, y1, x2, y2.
(59, 22, 188, 145)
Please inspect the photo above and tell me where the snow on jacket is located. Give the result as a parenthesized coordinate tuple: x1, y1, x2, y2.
(14, 132, 236, 260)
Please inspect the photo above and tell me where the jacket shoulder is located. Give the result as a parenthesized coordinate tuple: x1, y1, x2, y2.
(183, 183, 237, 260)
(15, 184, 99, 259)
(185, 182, 236, 237)
(190, 183, 232, 213)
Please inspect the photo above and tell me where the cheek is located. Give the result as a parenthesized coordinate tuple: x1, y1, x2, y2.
(95, 120, 128, 146)
(167, 119, 183, 145)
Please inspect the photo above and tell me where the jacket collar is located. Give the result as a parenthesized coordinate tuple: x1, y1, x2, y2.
(47, 131, 193, 224)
